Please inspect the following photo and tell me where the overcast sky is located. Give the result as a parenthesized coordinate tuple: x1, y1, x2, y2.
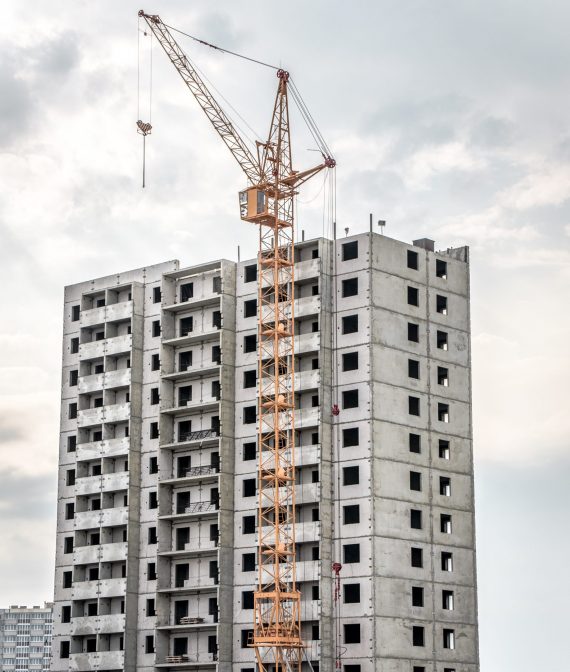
(1, 0, 569, 668)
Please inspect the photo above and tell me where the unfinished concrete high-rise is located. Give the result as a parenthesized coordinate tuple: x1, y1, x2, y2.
(51, 233, 479, 672)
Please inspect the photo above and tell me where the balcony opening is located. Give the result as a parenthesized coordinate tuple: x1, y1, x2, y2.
(180, 283, 193, 302)
(179, 317, 193, 337)
(178, 386, 192, 407)
(437, 330, 448, 350)
(440, 476, 451, 496)
(441, 514, 452, 534)
(179, 351, 192, 371)
(442, 551, 453, 571)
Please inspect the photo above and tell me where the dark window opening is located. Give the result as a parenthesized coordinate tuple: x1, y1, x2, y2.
(408, 359, 419, 379)
(410, 509, 422, 529)
(436, 294, 448, 314)
(412, 586, 424, 607)
(153, 286, 161, 303)
(244, 264, 257, 283)
(412, 626, 424, 647)
(409, 433, 421, 453)
(342, 241, 358, 261)
(437, 330, 448, 350)
(342, 278, 358, 297)
(407, 250, 419, 270)
(342, 389, 359, 409)
(243, 515, 255, 534)
(243, 442, 256, 461)
(436, 259, 448, 279)
(343, 504, 360, 525)
(342, 315, 358, 334)
(407, 286, 419, 306)
(410, 471, 422, 491)
(408, 322, 419, 342)
(243, 406, 256, 424)
(244, 334, 257, 353)
(343, 583, 361, 603)
(343, 427, 359, 447)
(344, 624, 361, 644)
(409, 396, 420, 416)
(244, 299, 257, 318)
(342, 352, 359, 371)
(244, 370, 257, 388)
(343, 544, 360, 564)
(152, 320, 161, 337)
(343, 466, 360, 486)
(180, 283, 193, 302)
(179, 316, 193, 337)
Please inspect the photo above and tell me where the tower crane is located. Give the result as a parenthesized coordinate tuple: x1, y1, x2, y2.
(137, 11, 335, 672)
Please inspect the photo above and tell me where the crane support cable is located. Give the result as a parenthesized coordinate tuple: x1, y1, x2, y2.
(161, 20, 280, 71)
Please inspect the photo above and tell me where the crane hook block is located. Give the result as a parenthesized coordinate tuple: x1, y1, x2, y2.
(332, 404, 340, 416)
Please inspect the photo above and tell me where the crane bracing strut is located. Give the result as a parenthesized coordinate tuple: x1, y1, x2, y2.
(138, 12, 335, 672)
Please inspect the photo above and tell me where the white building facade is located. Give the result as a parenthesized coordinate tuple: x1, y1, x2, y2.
(0, 603, 53, 672)
(51, 234, 479, 672)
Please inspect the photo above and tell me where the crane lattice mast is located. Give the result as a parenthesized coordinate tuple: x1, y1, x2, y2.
(138, 12, 334, 672)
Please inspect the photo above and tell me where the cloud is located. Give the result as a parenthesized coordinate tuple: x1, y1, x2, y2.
(0, 60, 33, 147)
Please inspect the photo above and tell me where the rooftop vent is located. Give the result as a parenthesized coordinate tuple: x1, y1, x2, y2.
(413, 238, 435, 252)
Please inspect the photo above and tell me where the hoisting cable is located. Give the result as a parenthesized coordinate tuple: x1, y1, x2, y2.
(136, 18, 153, 187)
(162, 21, 279, 71)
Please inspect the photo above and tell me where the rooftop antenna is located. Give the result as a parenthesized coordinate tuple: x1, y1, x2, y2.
(378, 219, 386, 235)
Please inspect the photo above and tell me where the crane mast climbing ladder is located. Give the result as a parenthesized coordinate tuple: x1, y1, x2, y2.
(137, 11, 335, 672)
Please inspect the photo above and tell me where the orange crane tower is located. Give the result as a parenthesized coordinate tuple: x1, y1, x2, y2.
(137, 11, 335, 672)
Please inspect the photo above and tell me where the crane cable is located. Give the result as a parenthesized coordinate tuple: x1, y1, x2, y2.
(161, 20, 335, 165)
(162, 21, 279, 71)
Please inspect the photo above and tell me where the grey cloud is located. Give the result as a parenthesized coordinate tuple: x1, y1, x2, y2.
(470, 116, 515, 148)
(0, 60, 33, 147)
(193, 12, 242, 51)
(0, 420, 25, 443)
(0, 469, 56, 520)
(34, 30, 80, 77)
(0, 31, 79, 148)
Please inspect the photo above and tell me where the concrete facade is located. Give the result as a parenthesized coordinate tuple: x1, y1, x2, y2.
(51, 233, 479, 672)
(0, 603, 53, 672)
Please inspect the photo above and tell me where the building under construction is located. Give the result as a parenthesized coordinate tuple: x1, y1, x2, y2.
(50, 232, 479, 672)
